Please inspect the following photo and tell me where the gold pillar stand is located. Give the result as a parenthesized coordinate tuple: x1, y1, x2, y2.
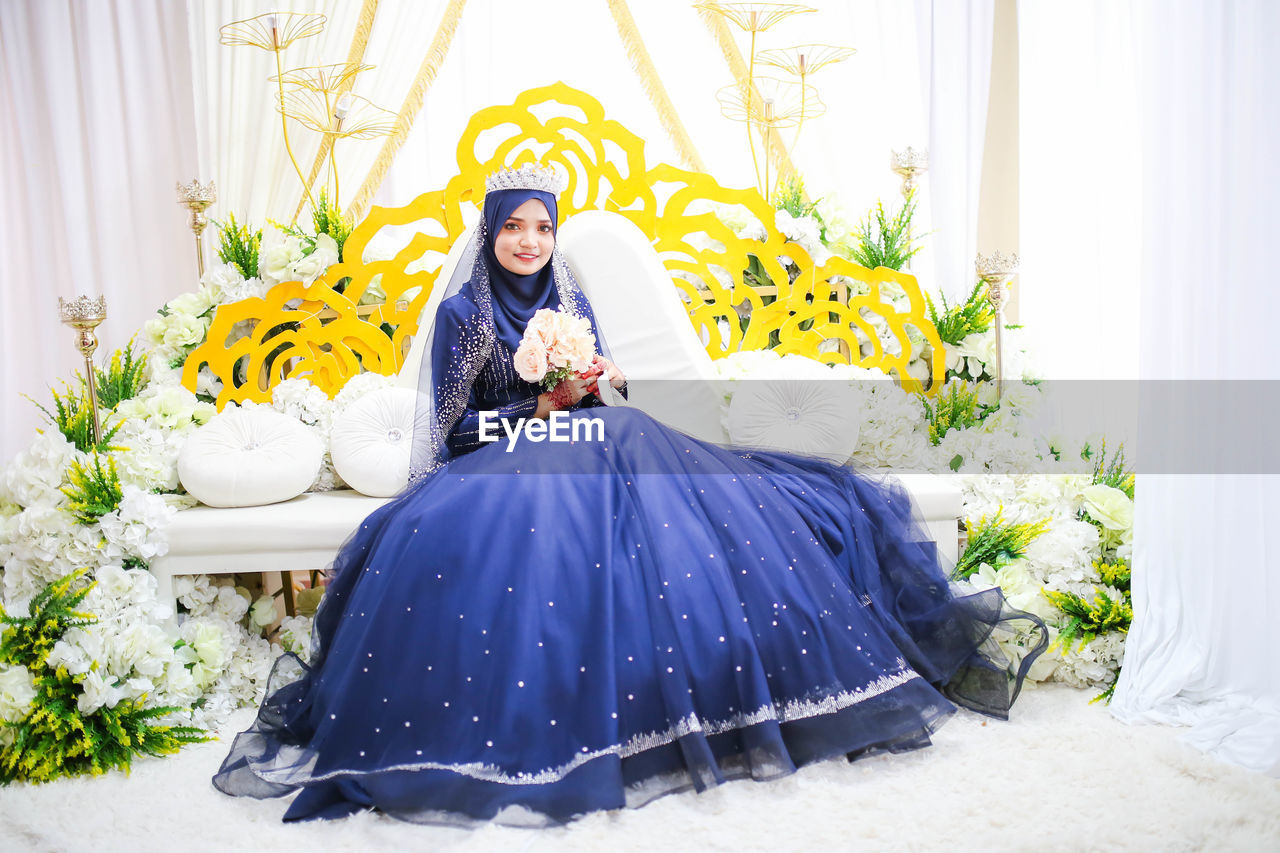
(58, 295, 108, 446)
(976, 251, 1020, 399)
(177, 179, 217, 278)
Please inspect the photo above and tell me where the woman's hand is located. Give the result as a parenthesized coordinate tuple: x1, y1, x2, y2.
(536, 375, 594, 417)
(592, 355, 626, 390)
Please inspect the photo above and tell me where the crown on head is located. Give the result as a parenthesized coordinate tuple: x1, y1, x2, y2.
(485, 162, 566, 196)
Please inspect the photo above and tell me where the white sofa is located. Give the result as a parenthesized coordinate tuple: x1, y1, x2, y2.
(150, 212, 960, 618)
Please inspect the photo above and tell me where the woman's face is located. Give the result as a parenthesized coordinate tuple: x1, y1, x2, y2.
(492, 198, 554, 275)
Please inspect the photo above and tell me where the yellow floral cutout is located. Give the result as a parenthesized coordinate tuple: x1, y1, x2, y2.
(185, 83, 944, 408)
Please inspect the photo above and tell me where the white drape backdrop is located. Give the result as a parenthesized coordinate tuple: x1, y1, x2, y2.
(1109, 0, 1280, 777)
(914, 0, 994, 302)
(0, 0, 197, 467)
(1016, 1, 1142, 380)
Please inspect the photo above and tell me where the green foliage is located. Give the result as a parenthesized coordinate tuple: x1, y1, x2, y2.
(920, 381, 998, 446)
(28, 383, 121, 453)
(1043, 557, 1133, 703)
(848, 193, 920, 271)
(1096, 557, 1131, 593)
(61, 453, 124, 525)
(93, 339, 149, 410)
(215, 212, 262, 279)
(1044, 586, 1133, 652)
(0, 571, 208, 785)
(312, 188, 353, 262)
(1091, 438, 1135, 499)
(926, 280, 994, 347)
(0, 571, 95, 667)
(954, 508, 1051, 580)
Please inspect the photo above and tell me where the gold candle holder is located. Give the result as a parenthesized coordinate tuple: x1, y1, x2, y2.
(890, 146, 928, 198)
(58, 295, 108, 446)
(976, 251, 1021, 399)
(176, 179, 217, 278)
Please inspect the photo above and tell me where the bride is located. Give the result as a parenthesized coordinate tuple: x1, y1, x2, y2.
(213, 164, 1045, 825)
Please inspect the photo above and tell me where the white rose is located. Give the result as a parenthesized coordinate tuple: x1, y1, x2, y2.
(190, 621, 228, 669)
(160, 312, 207, 350)
(249, 595, 278, 628)
(259, 229, 304, 284)
(167, 290, 214, 318)
(1080, 484, 1134, 532)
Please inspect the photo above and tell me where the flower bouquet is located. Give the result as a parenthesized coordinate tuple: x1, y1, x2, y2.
(513, 308, 605, 405)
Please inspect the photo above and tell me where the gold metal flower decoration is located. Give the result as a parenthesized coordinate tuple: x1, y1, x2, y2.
(694, 2, 817, 33)
(756, 43, 855, 77)
(280, 89, 397, 140)
(271, 62, 374, 95)
(716, 77, 825, 128)
(219, 12, 326, 51)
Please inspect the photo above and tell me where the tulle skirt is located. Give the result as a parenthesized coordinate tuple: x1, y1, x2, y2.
(213, 407, 1044, 825)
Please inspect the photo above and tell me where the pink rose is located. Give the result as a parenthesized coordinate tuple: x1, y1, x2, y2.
(513, 341, 549, 383)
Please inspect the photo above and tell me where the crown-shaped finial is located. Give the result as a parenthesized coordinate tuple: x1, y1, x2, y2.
(485, 162, 566, 196)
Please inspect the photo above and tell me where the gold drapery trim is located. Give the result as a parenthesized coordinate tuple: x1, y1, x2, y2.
(345, 0, 469, 221)
(292, 0, 381, 221)
(605, 0, 707, 173)
(696, 3, 801, 189)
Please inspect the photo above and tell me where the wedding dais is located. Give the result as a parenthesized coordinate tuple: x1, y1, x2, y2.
(1, 1, 1277, 848)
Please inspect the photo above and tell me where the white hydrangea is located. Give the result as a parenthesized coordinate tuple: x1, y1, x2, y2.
(98, 486, 176, 561)
(850, 382, 931, 470)
(279, 615, 314, 662)
(1023, 517, 1101, 589)
(1, 432, 79, 508)
(1053, 631, 1125, 689)
(331, 372, 393, 414)
(0, 663, 37, 723)
(110, 421, 183, 493)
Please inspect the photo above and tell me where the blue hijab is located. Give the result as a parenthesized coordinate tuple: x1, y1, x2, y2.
(482, 189, 560, 354)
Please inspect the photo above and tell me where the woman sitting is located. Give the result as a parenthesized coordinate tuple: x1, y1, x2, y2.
(214, 163, 1045, 826)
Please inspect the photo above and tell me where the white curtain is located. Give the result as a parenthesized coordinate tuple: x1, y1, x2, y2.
(0, 0, 197, 465)
(914, 0, 995, 302)
(186, 0, 367, 225)
(1016, 1, 1142, 379)
(1110, 0, 1280, 777)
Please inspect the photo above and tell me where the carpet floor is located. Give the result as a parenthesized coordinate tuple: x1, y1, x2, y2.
(2, 684, 1278, 852)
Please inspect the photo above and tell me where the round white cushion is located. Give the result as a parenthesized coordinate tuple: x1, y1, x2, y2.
(725, 373, 862, 464)
(329, 388, 419, 497)
(178, 406, 323, 507)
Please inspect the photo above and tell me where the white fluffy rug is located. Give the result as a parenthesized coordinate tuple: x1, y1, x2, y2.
(2, 684, 1278, 852)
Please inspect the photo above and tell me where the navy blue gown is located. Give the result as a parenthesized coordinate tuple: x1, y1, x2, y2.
(213, 332, 1043, 826)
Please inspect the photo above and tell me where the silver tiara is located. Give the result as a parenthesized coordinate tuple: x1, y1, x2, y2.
(485, 163, 566, 196)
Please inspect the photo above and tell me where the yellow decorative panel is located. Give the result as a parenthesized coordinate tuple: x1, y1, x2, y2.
(185, 83, 944, 407)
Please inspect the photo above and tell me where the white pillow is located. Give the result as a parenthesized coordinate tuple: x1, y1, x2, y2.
(178, 405, 323, 507)
(725, 378, 862, 463)
(329, 388, 419, 497)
